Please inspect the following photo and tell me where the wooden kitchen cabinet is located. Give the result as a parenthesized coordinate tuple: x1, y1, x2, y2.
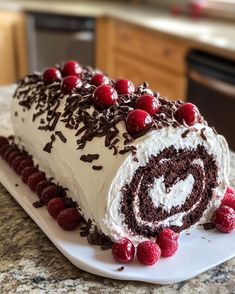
(96, 18, 190, 100)
(0, 11, 28, 85)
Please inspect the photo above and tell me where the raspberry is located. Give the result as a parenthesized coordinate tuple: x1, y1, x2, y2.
(0, 136, 8, 147)
(6, 150, 22, 165)
(226, 186, 235, 195)
(156, 228, 179, 257)
(212, 206, 235, 233)
(47, 198, 65, 219)
(0, 144, 10, 156)
(17, 158, 34, 175)
(27, 172, 46, 191)
(57, 208, 81, 230)
(137, 240, 161, 265)
(41, 185, 61, 205)
(21, 166, 38, 183)
(112, 238, 135, 264)
(222, 193, 235, 210)
(36, 180, 53, 198)
(2, 145, 18, 160)
(11, 155, 28, 172)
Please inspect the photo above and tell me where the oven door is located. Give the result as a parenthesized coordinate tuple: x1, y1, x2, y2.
(187, 69, 235, 151)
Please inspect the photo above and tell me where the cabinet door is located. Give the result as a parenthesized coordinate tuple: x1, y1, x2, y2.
(0, 23, 16, 84)
(113, 52, 186, 100)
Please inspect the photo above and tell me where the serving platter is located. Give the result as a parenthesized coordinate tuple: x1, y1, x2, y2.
(1, 157, 235, 285)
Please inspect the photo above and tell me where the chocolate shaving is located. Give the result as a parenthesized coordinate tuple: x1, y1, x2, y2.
(55, 131, 67, 143)
(92, 165, 103, 170)
(32, 201, 43, 208)
(201, 128, 207, 141)
(117, 266, 125, 272)
(181, 129, 190, 138)
(80, 154, 99, 163)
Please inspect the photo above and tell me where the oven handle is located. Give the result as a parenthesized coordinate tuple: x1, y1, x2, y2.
(189, 69, 235, 97)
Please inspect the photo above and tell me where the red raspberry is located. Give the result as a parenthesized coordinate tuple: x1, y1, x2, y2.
(62, 60, 82, 77)
(114, 79, 135, 95)
(112, 238, 135, 264)
(11, 155, 28, 172)
(17, 158, 34, 175)
(156, 228, 179, 257)
(126, 109, 152, 136)
(91, 73, 109, 87)
(226, 186, 235, 195)
(62, 75, 82, 94)
(2, 145, 18, 160)
(136, 94, 160, 116)
(137, 240, 161, 265)
(212, 206, 235, 233)
(0, 136, 8, 147)
(92, 85, 118, 110)
(41, 185, 61, 205)
(6, 150, 22, 164)
(43, 67, 61, 85)
(57, 208, 81, 230)
(175, 103, 200, 126)
(0, 144, 10, 156)
(222, 193, 235, 210)
(27, 172, 46, 192)
(47, 197, 65, 219)
(21, 166, 38, 183)
(36, 180, 53, 198)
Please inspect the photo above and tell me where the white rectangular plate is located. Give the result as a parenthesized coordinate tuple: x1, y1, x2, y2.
(1, 157, 235, 285)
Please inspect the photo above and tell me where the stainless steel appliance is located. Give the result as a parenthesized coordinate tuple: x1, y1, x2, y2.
(187, 50, 235, 151)
(27, 13, 95, 72)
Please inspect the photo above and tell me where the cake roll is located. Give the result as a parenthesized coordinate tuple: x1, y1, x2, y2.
(11, 63, 230, 243)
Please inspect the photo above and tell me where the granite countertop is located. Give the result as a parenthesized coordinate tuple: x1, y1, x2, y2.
(0, 0, 235, 56)
(0, 88, 235, 292)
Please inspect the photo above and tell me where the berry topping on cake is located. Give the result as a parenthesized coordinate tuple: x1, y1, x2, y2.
(92, 85, 118, 110)
(175, 103, 200, 126)
(112, 238, 135, 264)
(114, 79, 135, 95)
(2, 145, 18, 160)
(36, 180, 53, 198)
(17, 158, 34, 175)
(62, 60, 82, 77)
(212, 206, 235, 233)
(136, 94, 160, 116)
(41, 185, 62, 205)
(91, 73, 109, 87)
(0, 136, 8, 147)
(226, 186, 235, 195)
(11, 155, 28, 171)
(126, 109, 153, 136)
(27, 172, 46, 192)
(222, 192, 235, 210)
(21, 166, 37, 183)
(6, 150, 21, 164)
(57, 208, 81, 230)
(47, 198, 65, 219)
(156, 228, 179, 257)
(43, 67, 61, 85)
(62, 75, 82, 94)
(137, 240, 161, 265)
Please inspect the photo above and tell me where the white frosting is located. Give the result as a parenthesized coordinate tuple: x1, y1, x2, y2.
(11, 85, 230, 244)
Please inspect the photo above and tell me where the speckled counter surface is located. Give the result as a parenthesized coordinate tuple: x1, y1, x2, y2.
(0, 153, 234, 294)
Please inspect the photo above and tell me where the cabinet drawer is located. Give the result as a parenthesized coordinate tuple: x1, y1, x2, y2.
(113, 20, 188, 74)
(113, 52, 186, 100)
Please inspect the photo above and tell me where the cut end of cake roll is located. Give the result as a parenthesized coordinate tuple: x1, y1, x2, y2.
(10, 62, 230, 245)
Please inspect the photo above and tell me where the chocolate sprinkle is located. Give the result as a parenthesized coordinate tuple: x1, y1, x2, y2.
(80, 154, 99, 163)
(92, 165, 103, 170)
(55, 131, 67, 143)
(203, 222, 216, 230)
(117, 266, 125, 272)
